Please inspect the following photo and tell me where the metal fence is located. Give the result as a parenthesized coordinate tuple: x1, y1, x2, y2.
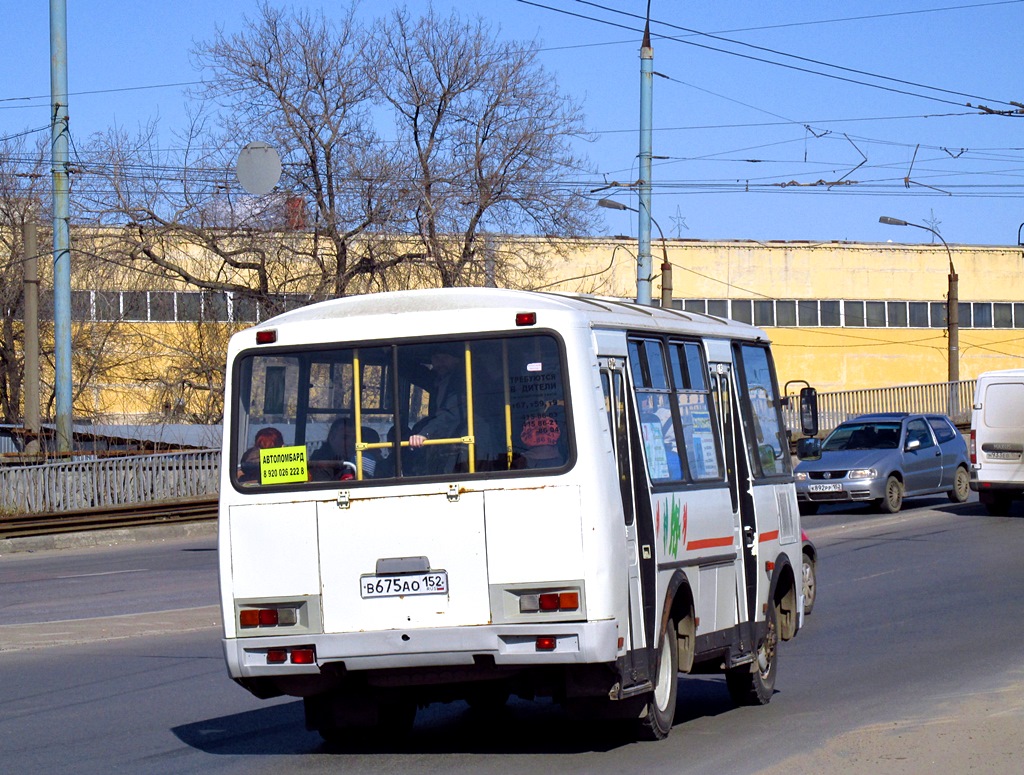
(785, 380, 975, 437)
(0, 449, 221, 515)
(0, 380, 978, 515)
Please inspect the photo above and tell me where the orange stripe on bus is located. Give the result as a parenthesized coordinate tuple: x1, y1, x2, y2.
(759, 530, 780, 543)
(686, 536, 734, 550)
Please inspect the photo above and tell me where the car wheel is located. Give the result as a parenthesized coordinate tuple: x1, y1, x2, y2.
(801, 549, 817, 615)
(947, 465, 970, 504)
(638, 619, 678, 740)
(878, 475, 903, 514)
(726, 604, 777, 706)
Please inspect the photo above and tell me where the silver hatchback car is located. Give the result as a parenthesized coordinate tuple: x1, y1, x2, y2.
(795, 412, 970, 514)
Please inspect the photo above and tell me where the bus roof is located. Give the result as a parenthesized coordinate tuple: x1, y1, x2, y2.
(241, 287, 768, 346)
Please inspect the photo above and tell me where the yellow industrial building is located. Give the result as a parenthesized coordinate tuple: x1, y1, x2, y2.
(17, 233, 1024, 422)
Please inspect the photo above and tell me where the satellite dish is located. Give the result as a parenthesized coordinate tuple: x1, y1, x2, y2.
(236, 141, 282, 196)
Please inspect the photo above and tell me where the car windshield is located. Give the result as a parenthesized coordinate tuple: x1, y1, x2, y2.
(822, 421, 901, 451)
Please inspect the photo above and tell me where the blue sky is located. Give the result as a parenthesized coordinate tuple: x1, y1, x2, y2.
(2, 1, 1022, 246)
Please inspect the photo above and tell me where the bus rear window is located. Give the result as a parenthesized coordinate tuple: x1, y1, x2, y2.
(232, 334, 570, 487)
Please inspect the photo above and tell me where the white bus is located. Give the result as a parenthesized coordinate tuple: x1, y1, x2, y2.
(219, 287, 817, 742)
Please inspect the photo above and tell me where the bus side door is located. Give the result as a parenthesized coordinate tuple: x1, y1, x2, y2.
(600, 357, 650, 686)
(710, 363, 758, 638)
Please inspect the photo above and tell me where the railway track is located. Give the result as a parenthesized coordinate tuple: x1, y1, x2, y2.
(0, 496, 218, 540)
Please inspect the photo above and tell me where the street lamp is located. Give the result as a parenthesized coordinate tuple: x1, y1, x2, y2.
(879, 215, 959, 395)
(598, 198, 673, 308)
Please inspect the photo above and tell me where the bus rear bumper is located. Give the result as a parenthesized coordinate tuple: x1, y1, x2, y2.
(224, 619, 620, 681)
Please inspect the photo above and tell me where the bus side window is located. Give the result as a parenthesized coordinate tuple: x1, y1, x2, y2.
(628, 338, 684, 482)
(734, 343, 790, 478)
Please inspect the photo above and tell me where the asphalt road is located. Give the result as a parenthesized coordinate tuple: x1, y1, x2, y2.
(2, 497, 1023, 774)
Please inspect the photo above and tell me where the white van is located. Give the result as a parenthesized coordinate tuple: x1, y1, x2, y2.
(970, 368, 1024, 515)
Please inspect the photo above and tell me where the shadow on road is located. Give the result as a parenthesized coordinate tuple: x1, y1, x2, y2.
(172, 674, 738, 756)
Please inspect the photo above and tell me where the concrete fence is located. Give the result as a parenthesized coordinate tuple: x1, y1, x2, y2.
(0, 449, 221, 515)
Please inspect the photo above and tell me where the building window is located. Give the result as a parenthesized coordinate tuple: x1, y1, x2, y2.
(731, 300, 752, 324)
(957, 302, 972, 328)
(122, 291, 148, 321)
(707, 299, 729, 318)
(994, 303, 1013, 328)
(845, 301, 864, 327)
(797, 300, 818, 326)
(930, 302, 947, 328)
(865, 301, 886, 327)
(909, 302, 929, 328)
(972, 303, 991, 328)
(776, 300, 796, 326)
(887, 301, 908, 327)
(150, 292, 176, 321)
(1016, 304, 1024, 328)
(96, 291, 119, 321)
(233, 294, 258, 323)
(178, 292, 201, 321)
(684, 299, 706, 314)
(71, 290, 93, 321)
(820, 300, 841, 326)
(754, 300, 775, 327)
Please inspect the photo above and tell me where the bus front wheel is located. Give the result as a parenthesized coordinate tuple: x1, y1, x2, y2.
(726, 608, 778, 706)
(638, 619, 678, 740)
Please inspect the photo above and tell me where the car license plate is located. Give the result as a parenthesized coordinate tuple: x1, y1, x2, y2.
(987, 451, 1021, 460)
(808, 482, 843, 493)
(360, 571, 448, 599)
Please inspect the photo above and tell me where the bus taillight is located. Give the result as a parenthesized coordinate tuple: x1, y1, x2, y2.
(520, 589, 580, 613)
(239, 606, 298, 629)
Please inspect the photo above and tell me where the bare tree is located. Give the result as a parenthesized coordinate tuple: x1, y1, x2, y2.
(370, 6, 597, 287)
(0, 135, 50, 424)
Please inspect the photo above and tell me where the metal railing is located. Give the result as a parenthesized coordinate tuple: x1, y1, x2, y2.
(0, 449, 221, 516)
(785, 380, 975, 437)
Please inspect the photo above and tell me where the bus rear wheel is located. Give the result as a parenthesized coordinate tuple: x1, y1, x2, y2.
(638, 619, 678, 740)
(306, 692, 416, 748)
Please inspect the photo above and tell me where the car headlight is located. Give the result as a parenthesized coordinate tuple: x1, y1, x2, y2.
(848, 468, 877, 480)
(794, 471, 808, 481)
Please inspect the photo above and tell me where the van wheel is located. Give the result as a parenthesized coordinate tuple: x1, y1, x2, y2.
(876, 475, 903, 514)
(638, 619, 678, 740)
(726, 606, 778, 706)
(948, 466, 970, 503)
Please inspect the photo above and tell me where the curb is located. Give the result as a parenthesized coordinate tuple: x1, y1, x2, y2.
(0, 519, 217, 555)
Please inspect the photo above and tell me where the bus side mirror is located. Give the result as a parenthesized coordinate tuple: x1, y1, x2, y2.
(796, 436, 822, 461)
(799, 387, 818, 438)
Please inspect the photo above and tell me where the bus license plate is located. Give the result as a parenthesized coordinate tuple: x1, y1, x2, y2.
(360, 571, 448, 599)
(808, 483, 843, 493)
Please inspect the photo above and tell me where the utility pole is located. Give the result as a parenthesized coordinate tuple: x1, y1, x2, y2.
(51, 0, 73, 453)
(637, 15, 654, 306)
(23, 220, 41, 455)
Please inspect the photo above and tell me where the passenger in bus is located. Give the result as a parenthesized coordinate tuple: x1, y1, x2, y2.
(513, 412, 566, 469)
(309, 418, 377, 480)
(408, 346, 466, 473)
(237, 427, 284, 483)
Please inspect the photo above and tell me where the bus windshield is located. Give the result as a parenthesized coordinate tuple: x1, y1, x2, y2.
(233, 333, 569, 487)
